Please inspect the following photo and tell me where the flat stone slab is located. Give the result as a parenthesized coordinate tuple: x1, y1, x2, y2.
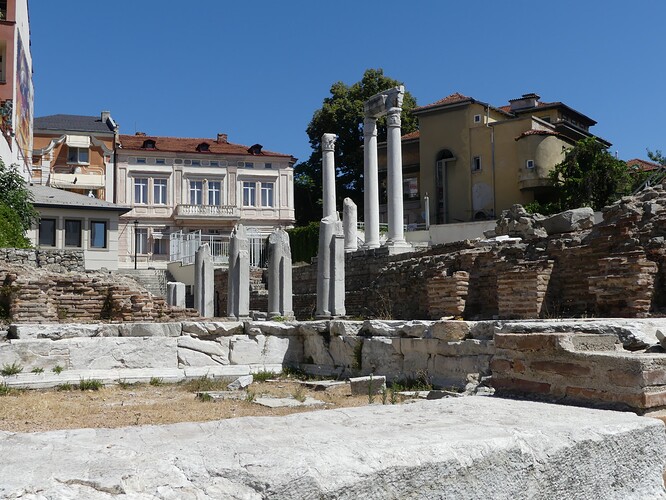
(299, 380, 347, 390)
(197, 391, 248, 401)
(1, 398, 664, 499)
(253, 396, 325, 408)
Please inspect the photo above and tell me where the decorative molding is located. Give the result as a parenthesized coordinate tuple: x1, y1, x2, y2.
(321, 133, 337, 152)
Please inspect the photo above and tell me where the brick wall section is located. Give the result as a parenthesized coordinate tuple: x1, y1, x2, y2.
(497, 260, 554, 319)
(426, 270, 468, 318)
(0, 265, 199, 323)
(491, 332, 666, 411)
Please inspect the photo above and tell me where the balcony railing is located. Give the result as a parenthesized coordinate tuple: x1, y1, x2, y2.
(169, 230, 266, 267)
(174, 204, 239, 219)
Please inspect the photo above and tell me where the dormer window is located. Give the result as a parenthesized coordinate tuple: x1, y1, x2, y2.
(196, 142, 210, 152)
(142, 139, 156, 149)
(248, 144, 263, 155)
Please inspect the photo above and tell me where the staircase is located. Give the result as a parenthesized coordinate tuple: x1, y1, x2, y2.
(115, 269, 170, 300)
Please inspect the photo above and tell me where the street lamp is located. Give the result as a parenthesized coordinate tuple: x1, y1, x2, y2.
(133, 219, 139, 270)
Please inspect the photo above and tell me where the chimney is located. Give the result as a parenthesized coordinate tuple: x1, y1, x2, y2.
(101, 110, 111, 123)
(508, 93, 541, 112)
(217, 133, 228, 144)
(135, 131, 147, 136)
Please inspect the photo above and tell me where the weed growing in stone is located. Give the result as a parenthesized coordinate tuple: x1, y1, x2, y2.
(368, 374, 376, 404)
(391, 371, 433, 392)
(56, 383, 74, 391)
(0, 382, 10, 396)
(197, 392, 213, 402)
(1, 362, 23, 376)
(381, 386, 388, 405)
(52, 365, 64, 375)
(79, 379, 103, 391)
(181, 375, 229, 392)
(292, 385, 306, 403)
(31, 367, 44, 374)
(282, 365, 308, 380)
(252, 370, 276, 382)
(352, 340, 363, 371)
(117, 379, 136, 389)
(149, 377, 164, 386)
(389, 388, 398, 405)
(245, 390, 256, 403)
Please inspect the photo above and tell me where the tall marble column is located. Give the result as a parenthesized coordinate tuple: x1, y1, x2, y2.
(321, 133, 337, 219)
(316, 213, 345, 318)
(386, 86, 407, 247)
(194, 243, 214, 318)
(363, 117, 380, 249)
(343, 197, 358, 253)
(267, 227, 293, 319)
(227, 224, 250, 319)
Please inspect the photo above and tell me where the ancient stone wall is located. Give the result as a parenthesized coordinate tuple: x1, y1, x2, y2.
(0, 248, 84, 272)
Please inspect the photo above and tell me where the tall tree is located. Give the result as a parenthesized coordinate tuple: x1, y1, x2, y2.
(294, 69, 418, 225)
(549, 138, 632, 211)
(0, 158, 38, 247)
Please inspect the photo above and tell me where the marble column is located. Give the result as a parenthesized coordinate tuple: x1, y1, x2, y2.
(363, 117, 380, 249)
(424, 193, 431, 229)
(227, 224, 250, 319)
(267, 227, 293, 319)
(316, 213, 345, 318)
(322, 133, 337, 219)
(386, 87, 407, 247)
(194, 243, 214, 318)
(343, 197, 358, 253)
(167, 281, 185, 308)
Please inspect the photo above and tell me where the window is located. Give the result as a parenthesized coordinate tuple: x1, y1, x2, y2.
(196, 143, 210, 152)
(264, 162, 272, 169)
(192, 160, 201, 166)
(64, 220, 82, 247)
(208, 181, 221, 206)
(526, 159, 535, 169)
(242, 181, 256, 206)
(245, 162, 254, 168)
(472, 156, 481, 171)
(67, 147, 89, 164)
(210, 161, 219, 167)
(155, 158, 166, 165)
(141, 140, 156, 149)
(153, 238, 168, 255)
(174, 158, 183, 164)
(136, 157, 147, 164)
(473, 114, 481, 124)
(260, 182, 274, 207)
(39, 218, 56, 246)
(136, 228, 148, 254)
(189, 180, 203, 205)
(90, 221, 107, 249)
(134, 178, 148, 204)
(154, 179, 167, 204)
(403, 177, 419, 200)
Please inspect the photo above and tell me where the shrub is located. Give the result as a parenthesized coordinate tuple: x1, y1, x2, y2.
(79, 378, 103, 391)
(1, 362, 23, 376)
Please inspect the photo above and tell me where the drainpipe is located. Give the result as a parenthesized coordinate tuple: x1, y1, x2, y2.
(487, 106, 496, 218)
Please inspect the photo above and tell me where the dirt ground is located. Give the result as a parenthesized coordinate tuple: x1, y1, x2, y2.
(0, 378, 378, 433)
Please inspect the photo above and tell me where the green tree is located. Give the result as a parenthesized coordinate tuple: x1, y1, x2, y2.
(294, 68, 418, 225)
(0, 158, 37, 247)
(549, 138, 633, 212)
(648, 149, 666, 166)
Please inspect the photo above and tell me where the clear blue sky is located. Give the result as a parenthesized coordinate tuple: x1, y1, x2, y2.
(30, 1, 665, 164)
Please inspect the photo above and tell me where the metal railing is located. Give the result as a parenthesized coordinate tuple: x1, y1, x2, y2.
(173, 204, 239, 218)
(169, 230, 266, 267)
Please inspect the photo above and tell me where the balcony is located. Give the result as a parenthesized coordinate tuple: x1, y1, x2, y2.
(173, 204, 240, 221)
(49, 173, 105, 190)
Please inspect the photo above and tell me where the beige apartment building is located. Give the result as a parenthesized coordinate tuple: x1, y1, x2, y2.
(382, 92, 610, 225)
(116, 133, 296, 269)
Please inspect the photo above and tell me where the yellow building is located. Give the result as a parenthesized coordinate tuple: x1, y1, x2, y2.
(410, 92, 610, 224)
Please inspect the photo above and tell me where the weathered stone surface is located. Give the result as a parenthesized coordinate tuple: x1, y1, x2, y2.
(360, 337, 403, 376)
(254, 396, 325, 408)
(360, 320, 432, 338)
(177, 348, 224, 368)
(329, 320, 363, 336)
(9, 323, 120, 340)
(328, 335, 361, 370)
(542, 207, 595, 235)
(429, 320, 469, 341)
(2, 398, 663, 499)
(118, 322, 181, 338)
(178, 336, 228, 358)
(245, 321, 300, 337)
(227, 334, 300, 366)
(67, 337, 179, 370)
(303, 332, 335, 366)
(181, 321, 244, 338)
(227, 374, 253, 391)
(349, 375, 386, 395)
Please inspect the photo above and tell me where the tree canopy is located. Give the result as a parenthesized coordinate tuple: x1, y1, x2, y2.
(547, 138, 634, 212)
(294, 69, 418, 225)
(0, 158, 37, 248)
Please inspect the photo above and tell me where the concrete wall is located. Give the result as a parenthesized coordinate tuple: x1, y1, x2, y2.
(405, 220, 496, 245)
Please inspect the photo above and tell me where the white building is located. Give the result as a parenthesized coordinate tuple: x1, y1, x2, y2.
(116, 132, 296, 269)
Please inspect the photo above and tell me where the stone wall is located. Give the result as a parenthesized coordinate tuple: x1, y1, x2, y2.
(0, 248, 84, 272)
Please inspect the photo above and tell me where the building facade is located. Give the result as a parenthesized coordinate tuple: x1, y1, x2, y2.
(386, 92, 609, 225)
(32, 112, 118, 201)
(0, 0, 32, 179)
(116, 132, 295, 269)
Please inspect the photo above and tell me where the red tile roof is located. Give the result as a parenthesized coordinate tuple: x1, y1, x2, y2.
(119, 134, 294, 159)
(402, 130, 420, 141)
(414, 93, 472, 112)
(626, 158, 663, 172)
(514, 129, 562, 141)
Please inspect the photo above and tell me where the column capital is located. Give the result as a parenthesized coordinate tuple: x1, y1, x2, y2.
(363, 117, 378, 137)
(386, 107, 402, 127)
(322, 133, 337, 152)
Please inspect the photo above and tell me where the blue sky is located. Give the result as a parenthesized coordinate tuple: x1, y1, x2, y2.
(30, 1, 665, 164)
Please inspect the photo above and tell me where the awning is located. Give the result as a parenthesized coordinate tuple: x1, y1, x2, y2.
(49, 173, 105, 190)
(65, 135, 91, 148)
